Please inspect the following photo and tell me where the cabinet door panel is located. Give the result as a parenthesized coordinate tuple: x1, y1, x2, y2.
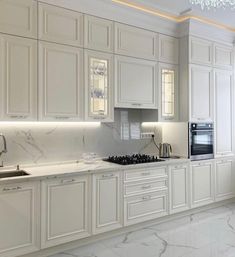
(214, 70, 233, 156)
(0, 34, 37, 121)
(191, 162, 214, 207)
(190, 37, 212, 65)
(159, 35, 178, 64)
(38, 3, 83, 47)
(190, 65, 213, 121)
(214, 44, 233, 69)
(41, 176, 90, 248)
(0, 182, 39, 257)
(38, 42, 83, 121)
(84, 15, 113, 52)
(115, 55, 157, 109)
(115, 23, 157, 60)
(0, 0, 37, 38)
(215, 159, 234, 201)
(92, 172, 122, 234)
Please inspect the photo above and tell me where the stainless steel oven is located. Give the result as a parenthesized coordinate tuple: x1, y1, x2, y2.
(189, 123, 214, 161)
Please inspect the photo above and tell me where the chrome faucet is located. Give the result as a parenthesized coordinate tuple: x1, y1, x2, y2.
(0, 133, 7, 167)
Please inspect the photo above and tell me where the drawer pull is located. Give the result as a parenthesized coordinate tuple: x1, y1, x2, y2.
(102, 174, 114, 178)
(61, 179, 75, 184)
(10, 115, 27, 119)
(142, 195, 151, 201)
(142, 185, 151, 189)
(132, 103, 142, 106)
(55, 116, 70, 120)
(3, 186, 22, 192)
(141, 172, 151, 176)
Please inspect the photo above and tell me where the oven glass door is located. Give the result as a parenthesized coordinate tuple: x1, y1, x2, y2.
(191, 130, 213, 156)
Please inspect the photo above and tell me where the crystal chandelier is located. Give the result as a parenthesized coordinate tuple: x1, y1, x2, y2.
(189, 0, 235, 9)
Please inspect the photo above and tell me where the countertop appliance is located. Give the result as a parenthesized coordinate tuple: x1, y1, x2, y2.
(103, 154, 165, 165)
(159, 143, 172, 158)
(189, 123, 214, 161)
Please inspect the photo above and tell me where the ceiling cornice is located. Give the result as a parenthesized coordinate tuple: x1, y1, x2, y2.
(112, 0, 235, 32)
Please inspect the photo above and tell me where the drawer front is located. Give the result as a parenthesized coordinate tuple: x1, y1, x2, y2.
(124, 191, 168, 226)
(125, 179, 167, 196)
(124, 167, 167, 182)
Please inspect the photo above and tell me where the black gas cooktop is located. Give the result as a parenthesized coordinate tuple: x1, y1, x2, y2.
(103, 154, 165, 165)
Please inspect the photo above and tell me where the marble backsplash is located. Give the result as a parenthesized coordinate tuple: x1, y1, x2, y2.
(0, 110, 162, 166)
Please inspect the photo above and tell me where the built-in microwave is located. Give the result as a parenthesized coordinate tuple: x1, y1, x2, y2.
(189, 123, 214, 161)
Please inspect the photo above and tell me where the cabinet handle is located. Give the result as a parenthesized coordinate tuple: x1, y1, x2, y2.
(3, 186, 22, 192)
(132, 103, 142, 106)
(93, 116, 106, 120)
(55, 116, 70, 120)
(61, 179, 75, 184)
(102, 174, 114, 178)
(141, 172, 151, 176)
(142, 195, 151, 201)
(142, 185, 151, 189)
(10, 115, 27, 119)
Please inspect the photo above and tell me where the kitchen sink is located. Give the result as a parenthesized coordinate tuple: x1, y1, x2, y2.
(0, 170, 30, 179)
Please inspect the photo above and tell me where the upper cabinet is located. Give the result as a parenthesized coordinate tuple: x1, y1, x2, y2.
(115, 55, 157, 109)
(38, 42, 83, 121)
(84, 50, 114, 122)
(159, 63, 178, 121)
(189, 64, 213, 122)
(213, 43, 233, 70)
(189, 37, 213, 65)
(38, 3, 83, 47)
(0, 0, 37, 38)
(0, 34, 37, 121)
(159, 34, 179, 64)
(115, 23, 157, 60)
(84, 15, 114, 53)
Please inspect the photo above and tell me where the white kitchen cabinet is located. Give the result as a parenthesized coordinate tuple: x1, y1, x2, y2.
(115, 55, 157, 109)
(214, 70, 233, 157)
(124, 190, 168, 226)
(159, 63, 178, 122)
(159, 34, 179, 64)
(38, 42, 83, 121)
(215, 158, 234, 201)
(214, 43, 233, 70)
(0, 34, 37, 121)
(190, 161, 214, 208)
(92, 171, 123, 234)
(115, 23, 157, 60)
(189, 64, 213, 122)
(189, 37, 213, 65)
(41, 175, 91, 248)
(0, 181, 40, 257)
(0, 0, 37, 38)
(84, 15, 114, 52)
(169, 164, 190, 214)
(38, 3, 83, 47)
(84, 50, 114, 122)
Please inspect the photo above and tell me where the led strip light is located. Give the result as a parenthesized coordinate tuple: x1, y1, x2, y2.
(112, 0, 235, 32)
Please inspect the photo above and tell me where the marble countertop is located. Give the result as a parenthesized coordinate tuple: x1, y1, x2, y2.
(0, 158, 190, 185)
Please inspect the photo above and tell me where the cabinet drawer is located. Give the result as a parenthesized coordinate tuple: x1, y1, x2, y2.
(125, 179, 167, 196)
(124, 167, 167, 182)
(124, 191, 168, 226)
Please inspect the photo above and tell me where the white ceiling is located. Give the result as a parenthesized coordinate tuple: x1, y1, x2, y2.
(132, 0, 235, 28)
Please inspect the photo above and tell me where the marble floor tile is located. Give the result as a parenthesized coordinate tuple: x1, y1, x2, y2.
(49, 203, 235, 257)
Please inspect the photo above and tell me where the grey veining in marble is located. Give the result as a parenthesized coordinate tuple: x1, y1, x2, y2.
(49, 202, 235, 257)
(0, 109, 162, 166)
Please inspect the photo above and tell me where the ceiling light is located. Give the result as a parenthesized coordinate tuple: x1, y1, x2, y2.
(189, 0, 235, 10)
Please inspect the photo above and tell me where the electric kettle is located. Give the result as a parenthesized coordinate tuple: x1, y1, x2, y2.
(159, 143, 172, 158)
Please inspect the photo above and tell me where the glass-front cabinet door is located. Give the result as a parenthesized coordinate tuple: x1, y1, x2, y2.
(85, 50, 113, 121)
(159, 63, 178, 121)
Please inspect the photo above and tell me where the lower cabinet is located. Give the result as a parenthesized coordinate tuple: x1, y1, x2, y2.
(190, 161, 215, 208)
(92, 171, 123, 234)
(0, 181, 40, 257)
(169, 164, 190, 214)
(215, 158, 234, 201)
(41, 175, 91, 248)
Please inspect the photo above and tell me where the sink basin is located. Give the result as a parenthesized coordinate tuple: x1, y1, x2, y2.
(0, 170, 30, 179)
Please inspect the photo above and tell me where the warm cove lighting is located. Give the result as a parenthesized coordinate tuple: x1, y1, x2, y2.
(112, 0, 235, 32)
(0, 122, 101, 127)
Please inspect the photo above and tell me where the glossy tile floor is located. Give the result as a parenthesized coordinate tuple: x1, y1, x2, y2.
(50, 202, 235, 257)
